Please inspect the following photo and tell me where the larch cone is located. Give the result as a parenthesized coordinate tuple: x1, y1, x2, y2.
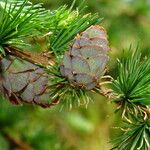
(60, 25, 110, 90)
(0, 55, 58, 107)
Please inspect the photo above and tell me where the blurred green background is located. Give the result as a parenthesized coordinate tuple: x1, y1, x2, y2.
(0, 0, 150, 149)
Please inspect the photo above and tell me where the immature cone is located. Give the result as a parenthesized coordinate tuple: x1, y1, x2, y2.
(0, 55, 57, 107)
(60, 25, 110, 90)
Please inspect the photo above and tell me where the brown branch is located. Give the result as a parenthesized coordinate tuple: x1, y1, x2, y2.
(1, 129, 32, 150)
(0, 54, 2, 61)
(5, 47, 55, 67)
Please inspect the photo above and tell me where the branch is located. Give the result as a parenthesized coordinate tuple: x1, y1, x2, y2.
(5, 47, 54, 67)
(1, 129, 32, 150)
(0, 54, 2, 61)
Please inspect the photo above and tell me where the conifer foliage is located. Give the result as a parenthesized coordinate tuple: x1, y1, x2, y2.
(0, 0, 149, 149)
